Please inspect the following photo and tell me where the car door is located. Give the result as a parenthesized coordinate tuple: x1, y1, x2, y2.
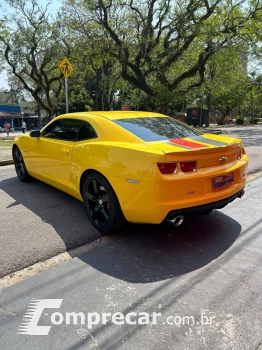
(29, 118, 82, 189)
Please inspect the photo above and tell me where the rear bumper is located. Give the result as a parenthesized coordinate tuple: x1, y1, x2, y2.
(166, 187, 245, 220)
(110, 156, 248, 224)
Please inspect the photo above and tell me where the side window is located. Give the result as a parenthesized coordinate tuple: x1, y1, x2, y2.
(42, 119, 82, 141)
(76, 121, 97, 141)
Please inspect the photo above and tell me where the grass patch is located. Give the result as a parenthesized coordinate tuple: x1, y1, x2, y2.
(0, 140, 13, 148)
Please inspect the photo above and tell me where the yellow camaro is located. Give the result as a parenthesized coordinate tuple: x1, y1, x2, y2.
(13, 111, 248, 233)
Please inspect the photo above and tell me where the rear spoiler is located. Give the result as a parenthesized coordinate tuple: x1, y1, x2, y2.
(163, 142, 242, 156)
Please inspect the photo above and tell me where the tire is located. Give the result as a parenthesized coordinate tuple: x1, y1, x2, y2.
(200, 209, 213, 215)
(83, 173, 126, 234)
(13, 146, 31, 182)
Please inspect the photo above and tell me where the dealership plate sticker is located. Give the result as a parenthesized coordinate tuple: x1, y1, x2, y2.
(212, 173, 234, 190)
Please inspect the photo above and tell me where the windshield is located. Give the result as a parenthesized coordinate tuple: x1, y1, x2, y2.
(113, 117, 201, 142)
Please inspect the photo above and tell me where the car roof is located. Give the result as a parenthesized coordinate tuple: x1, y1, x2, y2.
(74, 111, 165, 120)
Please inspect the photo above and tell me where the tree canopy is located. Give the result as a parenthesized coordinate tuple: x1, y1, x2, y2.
(0, 0, 70, 119)
(0, 0, 261, 120)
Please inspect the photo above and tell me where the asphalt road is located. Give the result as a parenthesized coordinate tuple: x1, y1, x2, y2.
(221, 125, 262, 174)
(0, 176, 262, 349)
(0, 165, 101, 277)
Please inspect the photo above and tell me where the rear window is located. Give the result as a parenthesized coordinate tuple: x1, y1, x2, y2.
(113, 117, 201, 142)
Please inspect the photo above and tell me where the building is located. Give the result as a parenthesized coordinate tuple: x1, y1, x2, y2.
(0, 104, 21, 128)
(0, 102, 48, 130)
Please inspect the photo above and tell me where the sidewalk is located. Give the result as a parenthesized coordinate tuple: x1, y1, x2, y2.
(0, 148, 12, 161)
(0, 131, 23, 138)
(0, 176, 262, 349)
(0, 132, 20, 165)
(0, 141, 13, 165)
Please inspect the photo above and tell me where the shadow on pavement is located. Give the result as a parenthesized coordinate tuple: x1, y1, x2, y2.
(0, 175, 100, 248)
(79, 213, 241, 282)
(0, 173, 241, 281)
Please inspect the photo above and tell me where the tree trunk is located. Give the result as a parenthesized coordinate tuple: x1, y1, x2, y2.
(206, 94, 211, 126)
(156, 103, 169, 115)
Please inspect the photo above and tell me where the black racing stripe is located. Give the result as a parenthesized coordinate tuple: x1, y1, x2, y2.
(192, 136, 229, 147)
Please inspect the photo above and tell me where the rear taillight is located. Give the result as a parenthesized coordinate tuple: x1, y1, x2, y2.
(157, 162, 177, 174)
(236, 148, 242, 160)
(180, 161, 197, 173)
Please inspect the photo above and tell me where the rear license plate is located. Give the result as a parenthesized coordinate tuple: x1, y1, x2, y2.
(212, 173, 234, 190)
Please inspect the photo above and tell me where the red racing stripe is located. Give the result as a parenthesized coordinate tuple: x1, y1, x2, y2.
(169, 138, 208, 148)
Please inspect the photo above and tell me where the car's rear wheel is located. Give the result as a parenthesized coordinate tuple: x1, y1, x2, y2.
(83, 173, 126, 233)
(200, 209, 213, 215)
(13, 146, 31, 182)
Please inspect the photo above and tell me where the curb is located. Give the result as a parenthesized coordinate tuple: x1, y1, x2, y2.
(0, 232, 123, 290)
(0, 159, 13, 166)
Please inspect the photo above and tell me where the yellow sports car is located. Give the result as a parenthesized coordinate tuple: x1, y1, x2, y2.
(13, 111, 248, 233)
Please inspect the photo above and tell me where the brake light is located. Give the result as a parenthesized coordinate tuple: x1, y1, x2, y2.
(180, 161, 197, 173)
(236, 148, 242, 160)
(157, 162, 177, 174)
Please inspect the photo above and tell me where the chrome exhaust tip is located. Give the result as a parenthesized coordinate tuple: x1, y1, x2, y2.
(238, 190, 245, 198)
(167, 215, 184, 226)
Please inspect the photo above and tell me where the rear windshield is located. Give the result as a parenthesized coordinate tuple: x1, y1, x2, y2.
(113, 117, 201, 142)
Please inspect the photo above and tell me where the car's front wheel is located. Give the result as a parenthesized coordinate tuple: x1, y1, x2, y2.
(13, 146, 31, 182)
(83, 173, 126, 233)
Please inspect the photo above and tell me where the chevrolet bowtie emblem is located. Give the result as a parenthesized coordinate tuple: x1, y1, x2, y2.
(219, 157, 227, 163)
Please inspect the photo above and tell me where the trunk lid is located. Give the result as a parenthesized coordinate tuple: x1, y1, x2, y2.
(150, 134, 243, 169)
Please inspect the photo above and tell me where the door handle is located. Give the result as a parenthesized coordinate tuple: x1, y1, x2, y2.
(61, 149, 70, 155)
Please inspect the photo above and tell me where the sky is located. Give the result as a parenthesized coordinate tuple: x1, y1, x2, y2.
(0, 0, 62, 89)
(0, 71, 8, 89)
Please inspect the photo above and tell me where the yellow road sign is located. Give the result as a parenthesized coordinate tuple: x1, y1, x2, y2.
(59, 58, 73, 78)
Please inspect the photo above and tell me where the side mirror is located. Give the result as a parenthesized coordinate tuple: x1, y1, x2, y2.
(30, 130, 41, 138)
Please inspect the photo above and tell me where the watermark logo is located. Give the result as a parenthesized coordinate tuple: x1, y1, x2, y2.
(17, 299, 63, 335)
(18, 299, 216, 335)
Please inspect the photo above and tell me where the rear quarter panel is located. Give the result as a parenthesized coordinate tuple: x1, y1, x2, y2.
(69, 142, 165, 206)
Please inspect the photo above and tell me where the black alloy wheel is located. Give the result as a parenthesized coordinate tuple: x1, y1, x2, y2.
(83, 173, 125, 233)
(199, 209, 214, 215)
(13, 146, 31, 182)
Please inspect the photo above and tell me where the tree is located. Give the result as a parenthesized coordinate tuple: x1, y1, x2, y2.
(0, 0, 69, 121)
(243, 73, 262, 120)
(63, 0, 262, 113)
(203, 48, 250, 120)
(59, 5, 125, 111)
